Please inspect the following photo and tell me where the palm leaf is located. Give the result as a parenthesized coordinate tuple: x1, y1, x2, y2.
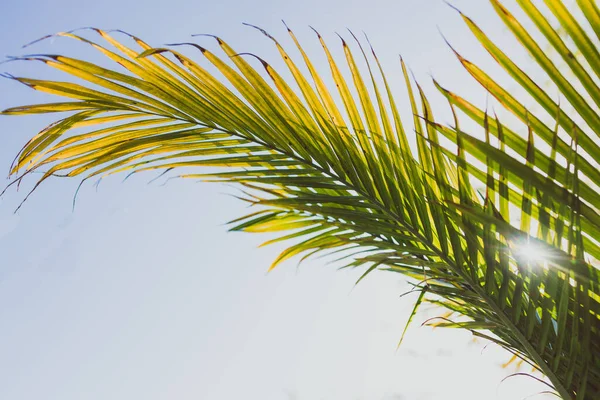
(1, 2, 600, 397)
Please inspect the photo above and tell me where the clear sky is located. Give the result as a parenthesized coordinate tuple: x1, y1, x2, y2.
(0, 1, 556, 399)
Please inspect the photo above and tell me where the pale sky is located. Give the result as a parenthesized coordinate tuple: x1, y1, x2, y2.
(0, 1, 556, 399)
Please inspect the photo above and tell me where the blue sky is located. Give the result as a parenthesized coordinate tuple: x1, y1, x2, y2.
(0, 1, 556, 399)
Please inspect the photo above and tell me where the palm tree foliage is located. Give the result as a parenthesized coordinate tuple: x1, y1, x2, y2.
(1, 0, 600, 398)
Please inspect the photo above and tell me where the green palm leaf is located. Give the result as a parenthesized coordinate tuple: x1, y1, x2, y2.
(2, 1, 600, 398)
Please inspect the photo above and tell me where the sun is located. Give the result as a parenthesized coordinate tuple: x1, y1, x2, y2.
(513, 240, 548, 264)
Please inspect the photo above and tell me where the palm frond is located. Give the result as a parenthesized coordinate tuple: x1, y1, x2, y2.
(1, 2, 600, 397)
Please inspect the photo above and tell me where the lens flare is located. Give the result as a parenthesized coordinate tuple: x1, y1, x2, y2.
(513, 241, 547, 264)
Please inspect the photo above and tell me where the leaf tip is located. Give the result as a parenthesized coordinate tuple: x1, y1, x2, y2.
(308, 25, 322, 39)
